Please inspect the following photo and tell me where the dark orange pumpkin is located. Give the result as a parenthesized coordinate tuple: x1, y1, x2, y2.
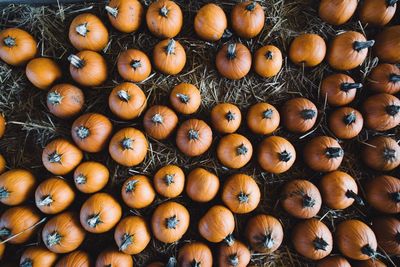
(289, 34, 326, 67)
(153, 39, 186, 75)
(254, 45, 282, 78)
(371, 216, 400, 255)
(143, 105, 178, 140)
(20, 247, 58, 267)
(219, 239, 251, 267)
(0, 153, 5, 174)
(106, 0, 144, 33)
(374, 25, 400, 63)
(319, 0, 357, 25)
(316, 256, 351, 267)
(0, 242, 4, 260)
(178, 242, 212, 267)
(328, 107, 363, 139)
(362, 136, 400, 171)
(146, 0, 183, 38)
(282, 97, 318, 133)
(0, 114, 5, 139)
(199, 205, 235, 243)
(68, 50, 107, 87)
(359, 0, 397, 26)
(217, 134, 253, 169)
(186, 167, 219, 202)
(362, 93, 400, 131)
(211, 103, 242, 134)
(231, 1, 265, 39)
(368, 64, 400, 94)
(114, 216, 151, 255)
(194, 3, 228, 42)
(121, 175, 155, 209)
(55, 251, 90, 267)
(258, 136, 296, 174)
(247, 102, 280, 135)
(153, 164, 184, 198)
(353, 259, 387, 267)
(0, 28, 37, 66)
(170, 83, 201, 115)
(117, 49, 151, 82)
(95, 249, 133, 267)
(47, 83, 85, 119)
(26, 57, 61, 90)
(365, 175, 400, 214)
(176, 119, 212, 157)
(320, 73, 362, 106)
(0, 169, 35, 206)
(216, 43, 252, 80)
(73, 161, 109, 194)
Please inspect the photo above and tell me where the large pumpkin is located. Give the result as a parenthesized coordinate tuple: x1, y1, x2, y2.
(153, 38, 186, 75)
(0, 28, 37, 66)
(176, 119, 212, 157)
(114, 216, 151, 255)
(198, 205, 235, 243)
(47, 84, 85, 119)
(374, 25, 400, 63)
(258, 136, 296, 174)
(186, 167, 220, 202)
(117, 49, 151, 82)
(106, 0, 144, 33)
(143, 105, 178, 140)
(247, 102, 280, 135)
(216, 43, 252, 80)
(362, 136, 400, 171)
(170, 83, 201, 115)
(26, 57, 61, 90)
(121, 175, 155, 209)
(320, 73, 362, 106)
(365, 175, 400, 214)
(319, 0, 357, 25)
(359, 0, 397, 26)
(254, 45, 283, 78)
(211, 103, 242, 134)
(328, 107, 363, 139)
(153, 164, 184, 198)
(289, 34, 326, 67)
(146, 0, 183, 38)
(367, 63, 400, 94)
(231, 1, 265, 39)
(0, 169, 36, 206)
(217, 134, 253, 169)
(362, 93, 400, 131)
(73, 161, 109, 194)
(68, 50, 107, 87)
(194, 3, 228, 41)
(282, 97, 318, 133)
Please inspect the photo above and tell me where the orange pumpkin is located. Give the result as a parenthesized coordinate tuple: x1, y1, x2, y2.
(47, 84, 85, 119)
(316, 256, 351, 267)
(282, 97, 318, 133)
(0, 242, 4, 260)
(194, 3, 228, 42)
(146, 0, 183, 38)
(320, 73, 362, 106)
(170, 83, 201, 115)
(219, 239, 251, 267)
(371, 216, 400, 255)
(0, 169, 35, 206)
(353, 259, 388, 267)
(178, 242, 212, 267)
(328, 107, 363, 139)
(365, 175, 400, 214)
(211, 103, 241, 134)
(362, 136, 400, 171)
(153, 39, 186, 75)
(374, 25, 400, 63)
(289, 34, 326, 67)
(95, 250, 133, 267)
(318, 0, 357, 25)
(55, 251, 90, 267)
(258, 136, 296, 174)
(0, 114, 5, 139)
(106, 0, 144, 33)
(176, 119, 212, 157)
(143, 105, 178, 140)
(368, 64, 400, 94)
(217, 134, 253, 169)
(20, 247, 58, 267)
(0, 153, 5, 174)
(26, 57, 61, 90)
(247, 102, 280, 135)
(114, 216, 151, 255)
(117, 49, 151, 82)
(362, 93, 400, 131)
(254, 45, 283, 78)
(216, 43, 252, 80)
(153, 164, 185, 198)
(231, 1, 265, 38)
(0, 28, 37, 66)
(74, 161, 109, 194)
(121, 175, 155, 209)
(359, 0, 397, 26)
(198, 205, 235, 243)
(186, 167, 219, 202)
(69, 50, 107, 87)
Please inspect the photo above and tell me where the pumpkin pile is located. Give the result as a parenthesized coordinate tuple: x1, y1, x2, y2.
(0, 0, 399, 266)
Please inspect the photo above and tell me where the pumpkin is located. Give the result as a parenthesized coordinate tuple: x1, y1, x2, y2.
(106, 0, 143, 33)
(153, 164, 185, 198)
(258, 136, 296, 174)
(335, 220, 378, 260)
(217, 134, 253, 169)
(117, 49, 151, 82)
(35, 177, 75, 214)
(303, 136, 344, 172)
(143, 105, 178, 140)
(194, 3, 228, 41)
(170, 83, 201, 115)
(68, 50, 107, 87)
(68, 13, 108, 51)
(353, 259, 387, 267)
(0, 28, 37, 66)
(247, 102, 280, 135)
(362, 136, 400, 171)
(371, 217, 400, 255)
(176, 119, 212, 157)
(42, 211, 85, 253)
(318, 0, 358, 25)
(359, 0, 397, 26)
(362, 93, 400, 131)
(328, 107, 363, 139)
(319, 171, 364, 210)
(374, 25, 400, 63)
(108, 82, 147, 120)
(316, 256, 351, 267)
(114, 216, 151, 255)
(151, 201, 190, 243)
(0, 169, 35, 206)
(95, 249, 133, 267)
(328, 31, 375, 71)
(0, 114, 5, 138)
(47, 84, 85, 119)
(231, 1, 265, 39)
(282, 179, 322, 219)
(153, 39, 186, 75)
(178, 242, 212, 267)
(55, 251, 90, 267)
(292, 219, 333, 260)
(80, 192, 122, 233)
(73, 161, 109, 194)
(282, 97, 318, 133)
(146, 0, 183, 38)
(0, 206, 41, 244)
(186, 167, 219, 202)
(26, 58, 61, 90)
(289, 34, 326, 67)
(368, 64, 400, 94)
(365, 175, 400, 214)
(219, 239, 251, 267)
(109, 127, 148, 167)
(20, 247, 58, 267)
(211, 103, 241, 134)
(121, 175, 155, 209)
(320, 73, 362, 106)
(0, 153, 5, 174)
(71, 113, 113, 153)
(198, 205, 235, 243)
(245, 214, 283, 253)
(42, 138, 83, 175)
(254, 45, 283, 78)
(216, 43, 252, 80)
(0, 242, 4, 260)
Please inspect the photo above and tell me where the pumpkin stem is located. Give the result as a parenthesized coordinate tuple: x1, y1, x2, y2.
(68, 54, 84, 69)
(340, 82, 363, 92)
(45, 231, 62, 247)
(164, 174, 175, 186)
(390, 192, 400, 203)
(47, 91, 63, 105)
(260, 233, 274, 249)
(236, 143, 248, 155)
(3, 36, 16, 47)
(190, 260, 201, 267)
(20, 259, 33, 267)
(76, 126, 90, 139)
(246, 1, 256, 11)
(225, 111, 236, 121)
(383, 148, 396, 161)
(188, 129, 199, 140)
(117, 90, 131, 102)
(343, 112, 356, 125)
(75, 23, 89, 37)
(165, 215, 179, 229)
(166, 257, 177, 267)
(224, 233, 235, 246)
(300, 109, 316, 120)
(159, 5, 169, 17)
(152, 113, 164, 124)
(361, 244, 376, 257)
(0, 227, 11, 237)
(37, 195, 53, 206)
(176, 93, 190, 104)
(345, 190, 364, 205)
(389, 74, 400, 83)
(353, 40, 375, 52)
(227, 43, 237, 60)
(125, 179, 138, 193)
(237, 191, 250, 203)
(75, 174, 87, 185)
(105, 5, 118, 17)
(48, 151, 62, 163)
(263, 109, 273, 119)
(121, 137, 134, 150)
(385, 104, 400, 116)
(313, 237, 329, 251)
(119, 233, 133, 251)
(228, 253, 239, 266)
(302, 194, 316, 208)
(87, 213, 102, 228)
(386, 0, 398, 6)
(131, 59, 142, 69)
(325, 147, 344, 159)
(222, 29, 233, 39)
(279, 150, 292, 162)
(165, 39, 176, 55)
(0, 187, 10, 199)
(265, 51, 273, 60)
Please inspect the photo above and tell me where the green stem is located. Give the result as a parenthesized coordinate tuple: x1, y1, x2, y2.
(246, 2, 256, 11)
(387, 0, 398, 6)
(222, 29, 232, 39)
(390, 192, 400, 203)
(389, 74, 400, 83)
(190, 260, 201, 267)
(87, 213, 102, 228)
(265, 51, 273, 60)
(302, 194, 316, 208)
(160, 6, 169, 17)
(164, 174, 175, 186)
(237, 191, 249, 203)
(176, 93, 190, 103)
(166, 257, 177, 267)
(152, 113, 164, 124)
(228, 253, 239, 266)
(105, 6, 118, 17)
(361, 244, 376, 257)
(0, 227, 11, 237)
(353, 40, 375, 52)
(263, 109, 273, 119)
(383, 148, 396, 161)
(260, 233, 274, 249)
(131, 59, 142, 69)
(224, 233, 235, 246)
(165, 39, 176, 55)
(68, 54, 84, 68)
(75, 174, 86, 185)
(20, 259, 33, 267)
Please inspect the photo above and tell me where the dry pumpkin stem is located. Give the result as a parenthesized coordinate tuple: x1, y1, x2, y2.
(345, 189, 364, 205)
(119, 233, 133, 251)
(68, 54, 85, 68)
(37, 195, 53, 206)
(47, 91, 63, 105)
(353, 40, 375, 52)
(117, 90, 131, 102)
(105, 6, 118, 18)
(325, 147, 343, 159)
(86, 213, 103, 228)
(340, 82, 363, 92)
(45, 231, 62, 247)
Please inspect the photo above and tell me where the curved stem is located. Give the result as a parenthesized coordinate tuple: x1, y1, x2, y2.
(68, 54, 84, 69)
(176, 93, 190, 103)
(105, 6, 118, 17)
(20, 259, 33, 267)
(300, 109, 316, 120)
(125, 180, 138, 193)
(87, 213, 102, 228)
(383, 148, 396, 161)
(75, 23, 89, 37)
(75, 174, 86, 185)
(361, 244, 376, 257)
(313, 237, 329, 251)
(0, 187, 10, 199)
(236, 143, 248, 155)
(119, 233, 132, 251)
(152, 113, 164, 124)
(188, 129, 199, 140)
(37, 195, 53, 206)
(302, 194, 316, 208)
(340, 82, 363, 92)
(164, 174, 175, 186)
(165, 39, 176, 55)
(46, 231, 62, 247)
(0, 227, 11, 237)
(387, 0, 398, 6)
(3, 36, 16, 47)
(390, 192, 400, 203)
(343, 112, 356, 125)
(166, 257, 177, 267)
(224, 233, 235, 246)
(117, 90, 130, 102)
(325, 147, 343, 159)
(228, 253, 239, 266)
(237, 191, 249, 203)
(246, 1, 256, 11)
(385, 105, 400, 116)
(263, 109, 273, 119)
(165, 215, 179, 229)
(265, 51, 273, 60)
(159, 5, 169, 17)
(389, 74, 400, 83)
(353, 40, 375, 52)
(121, 137, 133, 150)
(47, 91, 63, 105)
(48, 151, 62, 163)
(279, 150, 292, 162)
(227, 43, 237, 60)
(225, 111, 236, 121)
(131, 59, 142, 69)
(76, 126, 90, 139)
(345, 190, 364, 205)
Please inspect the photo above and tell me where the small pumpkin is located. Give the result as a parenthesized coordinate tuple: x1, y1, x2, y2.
(219, 238, 251, 267)
(146, 0, 183, 38)
(319, 0, 358, 25)
(121, 175, 155, 209)
(329, 107, 363, 139)
(359, 0, 398, 26)
(194, 3, 228, 41)
(95, 249, 133, 267)
(216, 43, 252, 80)
(114, 216, 151, 255)
(321, 73, 362, 106)
(170, 83, 201, 115)
(371, 216, 400, 255)
(80, 192, 122, 233)
(68, 50, 107, 87)
(178, 242, 213, 267)
(0, 114, 5, 138)
(362, 93, 400, 131)
(0, 169, 35, 206)
(353, 259, 387, 267)
(282, 97, 318, 133)
(362, 136, 400, 171)
(335, 220, 378, 260)
(258, 136, 296, 174)
(374, 25, 400, 63)
(47, 83, 85, 119)
(247, 102, 280, 135)
(42, 211, 85, 253)
(0, 28, 37, 66)
(42, 138, 83, 175)
(153, 39, 186, 75)
(68, 13, 108, 51)
(55, 251, 90, 267)
(151, 201, 190, 243)
(282, 179, 322, 219)
(316, 256, 351, 267)
(26, 58, 61, 90)
(319, 171, 364, 210)
(199, 205, 235, 243)
(365, 175, 400, 214)
(0, 242, 4, 260)
(176, 119, 212, 157)
(106, 0, 144, 33)
(0, 153, 5, 174)
(328, 31, 375, 71)
(303, 136, 344, 172)
(231, 1, 265, 39)
(368, 63, 400, 94)
(108, 82, 147, 120)
(186, 167, 219, 202)
(35, 177, 75, 214)
(0, 206, 41, 244)
(20, 247, 58, 267)
(117, 49, 151, 82)
(292, 219, 333, 260)
(211, 103, 241, 134)
(143, 105, 178, 140)
(109, 127, 148, 167)
(254, 45, 283, 78)
(153, 164, 185, 198)
(217, 134, 253, 169)
(289, 34, 326, 67)
(73, 161, 109, 194)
